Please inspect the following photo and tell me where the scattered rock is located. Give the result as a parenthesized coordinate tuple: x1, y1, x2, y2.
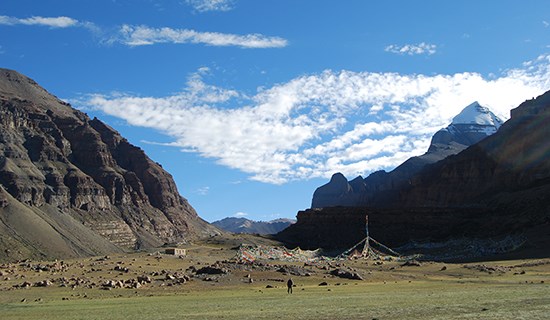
(464, 264, 510, 274)
(34, 280, 53, 287)
(195, 266, 227, 275)
(165, 274, 176, 280)
(137, 275, 152, 284)
(276, 265, 313, 277)
(318, 282, 328, 286)
(114, 265, 129, 273)
(16, 281, 32, 288)
(102, 280, 123, 289)
(330, 268, 363, 280)
(402, 260, 422, 267)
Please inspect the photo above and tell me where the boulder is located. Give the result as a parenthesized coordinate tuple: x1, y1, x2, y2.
(330, 268, 363, 280)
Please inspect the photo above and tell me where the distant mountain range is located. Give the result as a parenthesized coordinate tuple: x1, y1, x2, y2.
(0, 68, 219, 261)
(212, 217, 295, 235)
(312, 101, 504, 208)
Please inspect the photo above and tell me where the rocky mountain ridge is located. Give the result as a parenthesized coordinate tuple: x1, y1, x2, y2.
(312, 101, 503, 208)
(280, 92, 550, 255)
(0, 68, 219, 261)
(401, 91, 550, 207)
(212, 217, 295, 235)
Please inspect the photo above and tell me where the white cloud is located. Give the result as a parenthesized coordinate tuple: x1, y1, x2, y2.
(543, 20, 549, 27)
(385, 42, 437, 55)
(195, 186, 210, 195)
(117, 24, 288, 48)
(82, 55, 550, 184)
(0, 15, 79, 28)
(234, 212, 248, 217)
(186, 0, 234, 12)
(0, 15, 285, 49)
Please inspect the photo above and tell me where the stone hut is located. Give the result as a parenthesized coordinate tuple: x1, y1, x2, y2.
(165, 248, 186, 256)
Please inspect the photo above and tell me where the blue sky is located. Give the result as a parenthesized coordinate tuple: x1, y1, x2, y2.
(2, 0, 550, 222)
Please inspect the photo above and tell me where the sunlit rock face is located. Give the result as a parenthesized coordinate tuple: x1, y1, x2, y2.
(0, 68, 220, 259)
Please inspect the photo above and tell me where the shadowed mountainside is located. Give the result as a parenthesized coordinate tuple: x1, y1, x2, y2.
(279, 92, 550, 257)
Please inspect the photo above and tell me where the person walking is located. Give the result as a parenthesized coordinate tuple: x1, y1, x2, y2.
(287, 278, 293, 294)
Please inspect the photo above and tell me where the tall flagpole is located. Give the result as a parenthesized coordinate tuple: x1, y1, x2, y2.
(365, 215, 369, 240)
(362, 214, 369, 257)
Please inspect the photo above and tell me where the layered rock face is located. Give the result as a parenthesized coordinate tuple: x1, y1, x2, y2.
(312, 102, 503, 208)
(0, 68, 219, 260)
(281, 93, 550, 251)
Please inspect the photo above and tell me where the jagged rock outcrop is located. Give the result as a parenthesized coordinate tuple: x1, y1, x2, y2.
(311, 102, 503, 208)
(211, 217, 295, 235)
(0, 68, 219, 260)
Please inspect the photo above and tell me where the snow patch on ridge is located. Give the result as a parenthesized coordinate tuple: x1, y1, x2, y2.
(452, 101, 504, 128)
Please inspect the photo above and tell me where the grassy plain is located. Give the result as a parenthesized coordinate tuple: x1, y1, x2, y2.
(0, 238, 548, 320)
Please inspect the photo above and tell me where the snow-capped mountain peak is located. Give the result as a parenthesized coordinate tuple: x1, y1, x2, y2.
(452, 101, 503, 128)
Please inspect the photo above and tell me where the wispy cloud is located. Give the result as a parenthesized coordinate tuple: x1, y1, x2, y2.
(116, 24, 288, 48)
(234, 212, 248, 217)
(0, 15, 286, 49)
(186, 0, 234, 12)
(385, 42, 437, 55)
(195, 186, 210, 195)
(0, 15, 79, 28)
(82, 55, 550, 184)
(544, 20, 549, 28)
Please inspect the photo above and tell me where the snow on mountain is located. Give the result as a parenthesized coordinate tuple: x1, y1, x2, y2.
(311, 101, 505, 209)
(452, 101, 504, 128)
(433, 102, 503, 145)
(212, 217, 295, 235)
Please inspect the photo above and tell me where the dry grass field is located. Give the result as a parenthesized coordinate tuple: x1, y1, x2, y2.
(0, 235, 549, 320)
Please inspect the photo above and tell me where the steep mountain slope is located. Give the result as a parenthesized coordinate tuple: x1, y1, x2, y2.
(0, 68, 219, 260)
(279, 91, 550, 255)
(312, 102, 503, 208)
(402, 91, 550, 208)
(212, 217, 295, 235)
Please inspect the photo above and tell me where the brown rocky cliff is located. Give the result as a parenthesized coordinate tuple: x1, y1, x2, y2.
(0, 68, 219, 258)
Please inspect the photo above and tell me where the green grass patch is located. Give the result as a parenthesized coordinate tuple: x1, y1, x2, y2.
(1, 281, 549, 320)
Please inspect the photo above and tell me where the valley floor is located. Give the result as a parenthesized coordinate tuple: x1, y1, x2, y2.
(0, 237, 548, 320)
